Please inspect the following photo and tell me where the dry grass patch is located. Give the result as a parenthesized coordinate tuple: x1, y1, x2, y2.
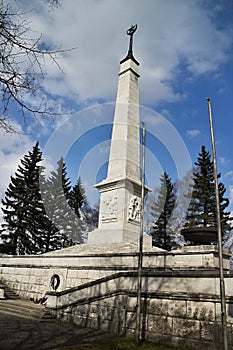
(58, 337, 185, 350)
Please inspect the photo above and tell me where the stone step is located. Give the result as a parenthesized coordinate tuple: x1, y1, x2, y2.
(0, 280, 20, 299)
(0, 299, 56, 322)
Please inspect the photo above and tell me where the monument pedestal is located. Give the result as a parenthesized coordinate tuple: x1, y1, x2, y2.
(88, 229, 152, 249)
(88, 178, 147, 245)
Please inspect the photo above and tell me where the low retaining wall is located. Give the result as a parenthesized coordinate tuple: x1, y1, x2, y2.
(0, 245, 232, 348)
(46, 271, 233, 350)
(0, 245, 231, 299)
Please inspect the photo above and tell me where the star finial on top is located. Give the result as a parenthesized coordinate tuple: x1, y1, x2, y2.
(120, 24, 139, 65)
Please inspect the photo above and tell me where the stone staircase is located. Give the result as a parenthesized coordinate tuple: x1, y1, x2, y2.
(0, 299, 56, 322)
(0, 280, 57, 322)
(0, 281, 20, 300)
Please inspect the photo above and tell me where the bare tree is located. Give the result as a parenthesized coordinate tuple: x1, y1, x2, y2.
(0, 0, 72, 132)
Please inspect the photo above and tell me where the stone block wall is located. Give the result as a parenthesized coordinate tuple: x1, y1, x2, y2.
(47, 273, 233, 350)
(1, 245, 233, 348)
(0, 245, 231, 300)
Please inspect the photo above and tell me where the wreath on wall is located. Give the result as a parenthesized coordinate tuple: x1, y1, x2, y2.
(50, 274, 60, 291)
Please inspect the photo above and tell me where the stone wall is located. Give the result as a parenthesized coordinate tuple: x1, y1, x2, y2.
(0, 245, 231, 299)
(46, 272, 233, 350)
(0, 245, 233, 348)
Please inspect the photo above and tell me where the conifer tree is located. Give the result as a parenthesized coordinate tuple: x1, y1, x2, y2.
(68, 177, 86, 243)
(185, 145, 232, 234)
(69, 177, 85, 217)
(1, 142, 50, 254)
(38, 174, 61, 253)
(150, 171, 176, 250)
(42, 157, 73, 248)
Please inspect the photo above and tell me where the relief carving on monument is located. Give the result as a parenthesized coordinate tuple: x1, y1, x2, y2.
(101, 196, 118, 222)
(128, 195, 141, 222)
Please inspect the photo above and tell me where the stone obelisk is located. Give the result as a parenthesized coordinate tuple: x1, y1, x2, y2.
(88, 25, 145, 245)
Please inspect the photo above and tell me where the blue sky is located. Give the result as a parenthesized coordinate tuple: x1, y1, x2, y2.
(1, 0, 233, 221)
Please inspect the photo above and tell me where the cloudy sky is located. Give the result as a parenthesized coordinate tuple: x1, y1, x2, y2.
(1, 0, 233, 218)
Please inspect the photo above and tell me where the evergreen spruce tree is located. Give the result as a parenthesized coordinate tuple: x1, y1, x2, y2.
(42, 157, 74, 248)
(1, 142, 50, 254)
(69, 177, 85, 217)
(185, 145, 232, 234)
(38, 174, 61, 253)
(150, 171, 176, 250)
(68, 177, 86, 244)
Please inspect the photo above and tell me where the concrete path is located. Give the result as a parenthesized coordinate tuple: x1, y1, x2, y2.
(0, 299, 109, 350)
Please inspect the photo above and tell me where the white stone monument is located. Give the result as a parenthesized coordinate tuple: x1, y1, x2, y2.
(88, 25, 150, 246)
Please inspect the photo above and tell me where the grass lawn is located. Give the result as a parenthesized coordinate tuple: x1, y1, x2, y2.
(57, 337, 186, 350)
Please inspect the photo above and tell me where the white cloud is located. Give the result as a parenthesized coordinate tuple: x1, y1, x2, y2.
(1, 0, 232, 222)
(225, 170, 233, 180)
(159, 109, 173, 120)
(230, 186, 233, 202)
(17, 0, 232, 107)
(219, 157, 230, 165)
(186, 129, 201, 139)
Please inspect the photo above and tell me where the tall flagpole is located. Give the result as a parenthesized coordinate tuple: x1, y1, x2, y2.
(207, 98, 228, 350)
(136, 122, 146, 344)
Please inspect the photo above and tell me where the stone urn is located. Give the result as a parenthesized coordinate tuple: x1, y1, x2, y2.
(181, 226, 218, 245)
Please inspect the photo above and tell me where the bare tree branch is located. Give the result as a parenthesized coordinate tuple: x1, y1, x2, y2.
(0, 1, 75, 132)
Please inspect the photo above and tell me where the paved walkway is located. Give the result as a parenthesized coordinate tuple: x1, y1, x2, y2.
(0, 300, 109, 350)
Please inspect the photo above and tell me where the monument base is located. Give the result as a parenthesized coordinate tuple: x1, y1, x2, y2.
(87, 227, 152, 249)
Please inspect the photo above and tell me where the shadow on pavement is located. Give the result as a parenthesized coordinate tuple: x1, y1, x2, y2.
(0, 312, 110, 350)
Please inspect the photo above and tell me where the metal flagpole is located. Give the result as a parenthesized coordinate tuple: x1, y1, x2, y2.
(207, 98, 228, 350)
(136, 122, 146, 344)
